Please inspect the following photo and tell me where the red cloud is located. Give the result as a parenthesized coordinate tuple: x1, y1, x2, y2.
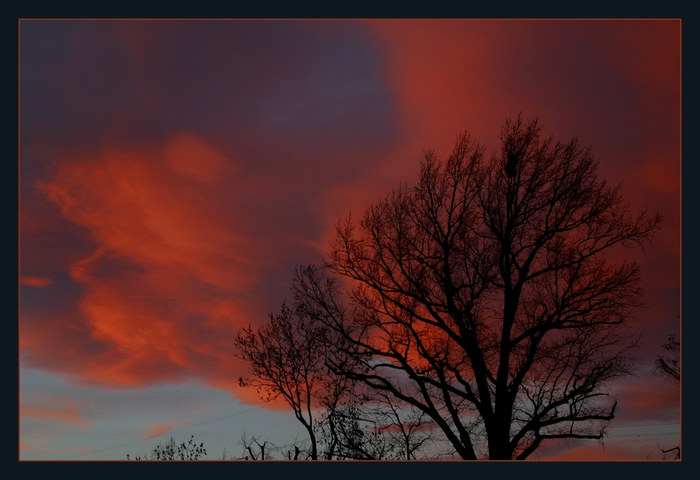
(542, 439, 663, 461)
(165, 132, 235, 184)
(612, 376, 681, 424)
(635, 157, 681, 195)
(21, 276, 53, 288)
(26, 133, 263, 391)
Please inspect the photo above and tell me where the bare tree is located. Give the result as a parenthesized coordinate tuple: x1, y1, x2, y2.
(284, 443, 304, 461)
(323, 402, 395, 459)
(235, 268, 433, 460)
(126, 435, 207, 461)
(323, 390, 436, 460)
(308, 385, 435, 460)
(655, 334, 680, 460)
(655, 334, 680, 381)
(375, 392, 435, 460)
(295, 115, 661, 460)
(235, 304, 330, 459)
(239, 433, 271, 460)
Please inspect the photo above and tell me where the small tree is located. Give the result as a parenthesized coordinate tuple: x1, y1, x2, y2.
(239, 433, 271, 460)
(655, 334, 680, 460)
(126, 435, 207, 461)
(235, 303, 333, 460)
(655, 335, 680, 381)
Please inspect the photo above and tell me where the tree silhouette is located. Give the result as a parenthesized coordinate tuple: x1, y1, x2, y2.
(314, 384, 434, 460)
(126, 435, 206, 461)
(235, 304, 330, 460)
(655, 334, 680, 460)
(236, 284, 433, 460)
(293, 115, 661, 460)
(655, 334, 680, 381)
(239, 433, 272, 460)
(376, 391, 435, 460)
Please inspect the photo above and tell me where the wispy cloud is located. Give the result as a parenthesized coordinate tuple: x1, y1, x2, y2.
(31, 135, 258, 389)
(143, 423, 176, 439)
(21, 276, 53, 288)
(20, 404, 90, 429)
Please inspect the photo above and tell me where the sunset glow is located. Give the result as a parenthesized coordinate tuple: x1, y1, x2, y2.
(19, 18, 681, 461)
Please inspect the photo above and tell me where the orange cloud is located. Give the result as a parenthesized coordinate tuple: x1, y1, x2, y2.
(29, 133, 263, 391)
(38, 146, 252, 291)
(143, 423, 175, 439)
(21, 405, 90, 429)
(21, 276, 53, 288)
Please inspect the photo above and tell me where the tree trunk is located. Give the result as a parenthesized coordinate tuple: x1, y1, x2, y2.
(487, 398, 513, 460)
(486, 424, 512, 459)
(307, 426, 318, 460)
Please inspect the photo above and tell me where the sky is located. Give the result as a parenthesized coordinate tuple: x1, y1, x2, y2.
(18, 19, 681, 461)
